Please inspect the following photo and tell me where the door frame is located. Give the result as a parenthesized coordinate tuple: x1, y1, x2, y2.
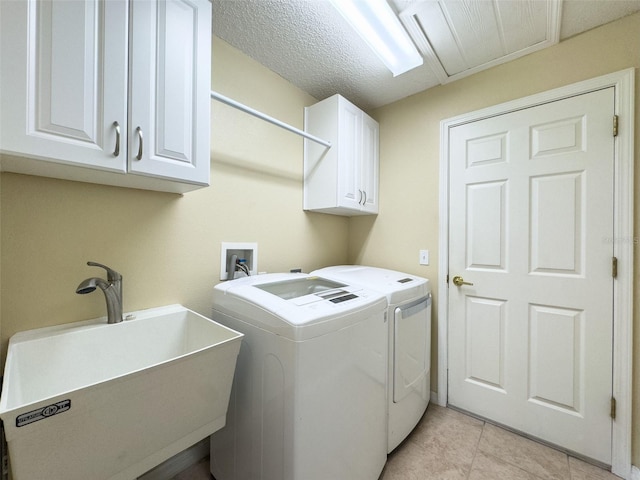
(437, 69, 634, 477)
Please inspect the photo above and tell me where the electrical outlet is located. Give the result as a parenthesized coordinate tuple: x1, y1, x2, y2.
(419, 249, 429, 266)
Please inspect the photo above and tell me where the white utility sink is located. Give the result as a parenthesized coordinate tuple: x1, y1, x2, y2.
(0, 304, 243, 480)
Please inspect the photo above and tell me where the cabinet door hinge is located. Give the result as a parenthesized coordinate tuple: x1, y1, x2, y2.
(613, 115, 619, 137)
(611, 397, 617, 419)
(612, 257, 618, 278)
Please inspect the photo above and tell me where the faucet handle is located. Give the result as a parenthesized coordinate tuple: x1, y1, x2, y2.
(87, 261, 122, 282)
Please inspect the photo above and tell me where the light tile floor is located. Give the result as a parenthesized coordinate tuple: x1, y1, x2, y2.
(380, 404, 620, 480)
(173, 404, 621, 480)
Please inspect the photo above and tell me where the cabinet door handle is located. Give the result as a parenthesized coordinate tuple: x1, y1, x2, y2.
(135, 127, 143, 160)
(113, 122, 121, 157)
(358, 189, 363, 205)
(362, 190, 367, 205)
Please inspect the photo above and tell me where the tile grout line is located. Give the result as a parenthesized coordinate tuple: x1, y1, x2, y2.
(565, 454, 572, 480)
(465, 419, 487, 479)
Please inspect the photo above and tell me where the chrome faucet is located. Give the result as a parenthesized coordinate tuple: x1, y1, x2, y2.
(76, 261, 123, 324)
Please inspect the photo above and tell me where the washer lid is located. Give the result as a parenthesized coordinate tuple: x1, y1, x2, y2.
(254, 276, 346, 301)
(311, 266, 430, 305)
(212, 273, 387, 340)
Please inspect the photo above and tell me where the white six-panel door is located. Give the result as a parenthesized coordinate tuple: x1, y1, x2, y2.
(447, 87, 615, 464)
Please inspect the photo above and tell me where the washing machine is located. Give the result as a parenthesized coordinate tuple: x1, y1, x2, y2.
(311, 265, 432, 452)
(209, 273, 388, 480)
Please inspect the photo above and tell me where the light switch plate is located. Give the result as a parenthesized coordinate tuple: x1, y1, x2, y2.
(419, 249, 429, 265)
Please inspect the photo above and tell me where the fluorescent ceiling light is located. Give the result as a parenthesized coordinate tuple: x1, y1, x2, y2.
(329, 0, 423, 76)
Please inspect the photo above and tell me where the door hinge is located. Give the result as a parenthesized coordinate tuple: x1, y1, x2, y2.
(612, 257, 618, 278)
(611, 397, 617, 419)
(613, 115, 619, 137)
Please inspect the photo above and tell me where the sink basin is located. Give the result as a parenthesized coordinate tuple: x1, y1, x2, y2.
(0, 304, 243, 480)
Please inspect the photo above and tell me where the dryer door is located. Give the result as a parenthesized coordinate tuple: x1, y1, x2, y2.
(393, 295, 431, 403)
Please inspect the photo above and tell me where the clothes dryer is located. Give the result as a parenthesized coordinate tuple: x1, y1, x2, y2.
(209, 273, 388, 480)
(311, 266, 432, 452)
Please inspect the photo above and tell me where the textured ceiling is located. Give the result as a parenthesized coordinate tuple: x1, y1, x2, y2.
(212, 0, 640, 111)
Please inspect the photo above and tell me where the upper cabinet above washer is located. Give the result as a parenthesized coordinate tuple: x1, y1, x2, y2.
(0, 0, 211, 194)
(304, 94, 379, 216)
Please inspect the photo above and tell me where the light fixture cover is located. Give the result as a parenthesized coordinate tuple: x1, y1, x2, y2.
(330, 0, 423, 76)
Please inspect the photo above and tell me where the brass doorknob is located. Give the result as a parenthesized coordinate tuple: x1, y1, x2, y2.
(452, 275, 473, 287)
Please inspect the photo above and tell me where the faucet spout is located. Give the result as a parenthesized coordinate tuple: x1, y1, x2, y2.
(100, 283, 123, 324)
(76, 262, 123, 324)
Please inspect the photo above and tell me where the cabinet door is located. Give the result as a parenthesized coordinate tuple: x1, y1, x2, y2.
(337, 99, 363, 211)
(128, 0, 210, 186)
(360, 113, 379, 213)
(0, 0, 128, 172)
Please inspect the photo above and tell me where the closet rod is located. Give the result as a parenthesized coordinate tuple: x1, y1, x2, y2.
(211, 91, 332, 148)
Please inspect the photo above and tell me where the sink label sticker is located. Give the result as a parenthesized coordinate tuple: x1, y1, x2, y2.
(16, 400, 71, 428)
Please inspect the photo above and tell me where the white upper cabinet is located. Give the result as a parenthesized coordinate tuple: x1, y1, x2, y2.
(0, 0, 211, 194)
(304, 94, 379, 216)
(128, 0, 210, 185)
(356, 111, 379, 213)
(0, 1, 128, 173)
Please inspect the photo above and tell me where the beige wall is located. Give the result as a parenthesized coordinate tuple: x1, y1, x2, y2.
(353, 12, 640, 464)
(0, 37, 348, 362)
